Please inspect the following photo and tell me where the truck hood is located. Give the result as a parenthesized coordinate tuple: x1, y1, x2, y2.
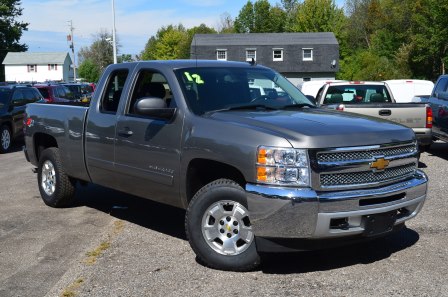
(209, 108, 415, 148)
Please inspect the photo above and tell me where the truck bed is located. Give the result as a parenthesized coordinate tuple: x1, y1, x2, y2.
(24, 103, 90, 182)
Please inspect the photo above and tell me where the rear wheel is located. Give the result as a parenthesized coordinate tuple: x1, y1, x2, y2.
(0, 125, 11, 153)
(37, 147, 76, 207)
(185, 179, 260, 271)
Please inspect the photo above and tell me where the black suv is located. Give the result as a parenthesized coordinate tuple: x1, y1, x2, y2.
(0, 85, 43, 153)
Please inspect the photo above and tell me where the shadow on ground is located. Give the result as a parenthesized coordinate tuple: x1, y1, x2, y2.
(70, 182, 419, 274)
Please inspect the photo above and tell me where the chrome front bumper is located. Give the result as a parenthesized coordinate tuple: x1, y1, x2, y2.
(245, 170, 428, 239)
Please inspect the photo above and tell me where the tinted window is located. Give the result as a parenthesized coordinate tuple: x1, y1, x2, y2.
(12, 90, 27, 106)
(23, 88, 42, 103)
(37, 88, 50, 99)
(101, 70, 129, 113)
(434, 77, 448, 96)
(0, 89, 12, 105)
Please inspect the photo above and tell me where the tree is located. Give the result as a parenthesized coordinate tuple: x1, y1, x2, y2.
(0, 0, 29, 81)
(217, 12, 235, 33)
(288, 0, 345, 37)
(234, 0, 286, 33)
(141, 24, 188, 60)
(77, 59, 101, 82)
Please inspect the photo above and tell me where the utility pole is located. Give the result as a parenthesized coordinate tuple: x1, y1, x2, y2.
(67, 20, 76, 81)
(111, 0, 118, 64)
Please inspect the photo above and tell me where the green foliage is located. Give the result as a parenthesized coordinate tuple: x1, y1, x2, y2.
(0, 0, 28, 81)
(141, 23, 216, 60)
(78, 59, 100, 82)
(234, 0, 286, 33)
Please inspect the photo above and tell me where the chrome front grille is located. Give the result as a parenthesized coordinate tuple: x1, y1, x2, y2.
(317, 143, 417, 163)
(314, 142, 418, 190)
(320, 163, 416, 187)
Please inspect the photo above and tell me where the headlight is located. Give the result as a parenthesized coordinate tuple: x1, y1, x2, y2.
(256, 146, 310, 186)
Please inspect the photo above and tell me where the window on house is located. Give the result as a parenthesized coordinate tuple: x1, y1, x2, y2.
(273, 49, 283, 61)
(303, 49, 313, 61)
(216, 50, 227, 61)
(27, 64, 37, 72)
(246, 49, 256, 61)
(48, 64, 57, 71)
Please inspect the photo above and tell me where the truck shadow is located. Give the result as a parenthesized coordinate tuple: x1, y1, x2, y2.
(72, 183, 420, 274)
(73, 183, 187, 241)
(425, 141, 448, 160)
(259, 227, 419, 274)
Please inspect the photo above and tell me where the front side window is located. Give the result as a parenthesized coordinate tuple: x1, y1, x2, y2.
(127, 69, 174, 115)
(273, 49, 283, 61)
(101, 70, 129, 113)
(216, 50, 227, 61)
(175, 67, 313, 115)
(246, 50, 256, 61)
(302, 49, 313, 61)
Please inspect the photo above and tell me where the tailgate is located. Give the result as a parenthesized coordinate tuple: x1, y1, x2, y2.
(341, 103, 427, 129)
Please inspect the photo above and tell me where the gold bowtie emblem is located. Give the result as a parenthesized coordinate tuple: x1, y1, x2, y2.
(371, 158, 389, 171)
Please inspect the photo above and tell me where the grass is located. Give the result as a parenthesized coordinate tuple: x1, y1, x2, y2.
(60, 278, 84, 297)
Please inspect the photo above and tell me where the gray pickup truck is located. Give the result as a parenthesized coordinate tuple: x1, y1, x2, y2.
(312, 81, 433, 151)
(24, 61, 428, 271)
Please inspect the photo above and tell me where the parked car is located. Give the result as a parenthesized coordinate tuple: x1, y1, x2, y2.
(385, 79, 434, 103)
(34, 84, 75, 103)
(62, 83, 94, 103)
(24, 60, 427, 271)
(0, 85, 43, 153)
(425, 75, 448, 142)
(312, 81, 433, 151)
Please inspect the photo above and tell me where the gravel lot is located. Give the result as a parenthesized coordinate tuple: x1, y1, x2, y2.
(1, 142, 447, 297)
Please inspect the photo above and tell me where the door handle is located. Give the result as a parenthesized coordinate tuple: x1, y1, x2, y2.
(118, 128, 133, 137)
(379, 109, 391, 116)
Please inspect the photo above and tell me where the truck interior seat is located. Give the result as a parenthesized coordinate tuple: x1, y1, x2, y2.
(370, 93, 385, 102)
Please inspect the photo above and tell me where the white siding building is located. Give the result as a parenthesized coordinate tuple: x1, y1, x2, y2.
(2, 52, 73, 83)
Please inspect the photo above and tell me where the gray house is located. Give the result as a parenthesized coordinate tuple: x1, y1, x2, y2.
(191, 32, 339, 86)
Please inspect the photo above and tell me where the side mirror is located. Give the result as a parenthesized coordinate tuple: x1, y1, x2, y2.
(134, 97, 175, 121)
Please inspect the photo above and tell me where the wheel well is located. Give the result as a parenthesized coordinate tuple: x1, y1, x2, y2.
(186, 159, 246, 203)
(34, 133, 58, 161)
(1, 122, 12, 132)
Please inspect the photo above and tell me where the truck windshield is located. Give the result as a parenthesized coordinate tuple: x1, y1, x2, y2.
(175, 67, 314, 115)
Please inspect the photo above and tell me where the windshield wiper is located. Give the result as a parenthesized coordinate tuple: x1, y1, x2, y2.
(204, 104, 278, 115)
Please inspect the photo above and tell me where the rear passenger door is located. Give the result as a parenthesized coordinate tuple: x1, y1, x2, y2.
(85, 66, 134, 188)
(114, 67, 183, 206)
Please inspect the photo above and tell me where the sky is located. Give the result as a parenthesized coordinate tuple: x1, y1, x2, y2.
(19, 0, 344, 60)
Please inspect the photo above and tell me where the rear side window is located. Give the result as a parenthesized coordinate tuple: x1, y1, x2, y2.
(323, 85, 392, 104)
(101, 70, 129, 113)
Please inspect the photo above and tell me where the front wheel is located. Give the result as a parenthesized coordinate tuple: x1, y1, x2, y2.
(185, 179, 260, 271)
(37, 147, 76, 207)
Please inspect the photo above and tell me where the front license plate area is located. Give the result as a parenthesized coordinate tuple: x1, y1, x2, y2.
(363, 211, 397, 237)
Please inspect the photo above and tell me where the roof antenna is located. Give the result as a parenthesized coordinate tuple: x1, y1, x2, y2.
(249, 58, 256, 66)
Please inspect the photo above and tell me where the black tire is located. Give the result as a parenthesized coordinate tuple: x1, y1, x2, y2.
(185, 179, 260, 271)
(0, 125, 12, 154)
(37, 147, 76, 207)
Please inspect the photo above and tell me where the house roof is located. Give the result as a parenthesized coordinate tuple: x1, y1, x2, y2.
(192, 32, 338, 46)
(2, 52, 71, 65)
